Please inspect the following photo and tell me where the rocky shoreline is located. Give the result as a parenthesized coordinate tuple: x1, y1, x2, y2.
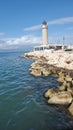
(23, 50, 73, 116)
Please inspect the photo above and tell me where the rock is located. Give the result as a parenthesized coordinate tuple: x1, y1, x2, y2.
(51, 69, 58, 77)
(65, 75, 72, 82)
(72, 80, 73, 85)
(42, 70, 51, 76)
(59, 81, 67, 91)
(57, 77, 64, 83)
(30, 69, 41, 76)
(66, 82, 72, 88)
(24, 53, 38, 59)
(58, 71, 64, 77)
(41, 68, 51, 76)
(57, 73, 65, 82)
(48, 91, 72, 105)
(31, 61, 41, 68)
(68, 102, 73, 115)
(67, 87, 73, 96)
(70, 71, 73, 77)
(44, 88, 57, 98)
(39, 56, 48, 62)
(65, 56, 73, 64)
(31, 62, 37, 68)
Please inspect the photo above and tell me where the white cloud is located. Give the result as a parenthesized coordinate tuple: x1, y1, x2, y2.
(0, 34, 73, 51)
(24, 25, 41, 31)
(6, 35, 42, 45)
(48, 17, 73, 25)
(24, 16, 73, 31)
(0, 35, 42, 50)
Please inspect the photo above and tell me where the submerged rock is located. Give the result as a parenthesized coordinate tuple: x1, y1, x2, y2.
(48, 91, 72, 105)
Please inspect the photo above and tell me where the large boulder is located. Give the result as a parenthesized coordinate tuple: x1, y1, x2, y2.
(68, 102, 73, 115)
(44, 88, 57, 98)
(48, 91, 72, 105)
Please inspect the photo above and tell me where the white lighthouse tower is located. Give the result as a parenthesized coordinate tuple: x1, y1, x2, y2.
(34, 21, 49, 51)
(42, 21, 48, 45)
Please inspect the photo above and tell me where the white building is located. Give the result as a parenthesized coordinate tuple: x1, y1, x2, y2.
(34, 21, 73, 51)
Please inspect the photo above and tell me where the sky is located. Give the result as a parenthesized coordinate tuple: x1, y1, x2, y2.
(0, 0, 73, 51)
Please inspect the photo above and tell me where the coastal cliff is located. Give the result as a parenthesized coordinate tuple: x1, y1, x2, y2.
(23, 49, 73, 116)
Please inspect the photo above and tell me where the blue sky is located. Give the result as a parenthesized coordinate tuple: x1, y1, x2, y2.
(0, 0, 73, 51)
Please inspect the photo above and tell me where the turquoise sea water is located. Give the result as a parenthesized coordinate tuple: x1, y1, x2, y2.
(0, 51, 73, 130)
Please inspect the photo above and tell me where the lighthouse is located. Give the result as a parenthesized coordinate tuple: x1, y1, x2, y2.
(34, 21, 49, 51)
(42, 21, 48, 45)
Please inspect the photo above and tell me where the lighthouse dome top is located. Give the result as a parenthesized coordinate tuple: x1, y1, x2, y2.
(42, 21, 47, 25)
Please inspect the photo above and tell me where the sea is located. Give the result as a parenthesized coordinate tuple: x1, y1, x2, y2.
(0, 50, 73, 130)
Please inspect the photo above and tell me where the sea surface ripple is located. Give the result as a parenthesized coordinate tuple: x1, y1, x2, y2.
(0, 51, 73, 130)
